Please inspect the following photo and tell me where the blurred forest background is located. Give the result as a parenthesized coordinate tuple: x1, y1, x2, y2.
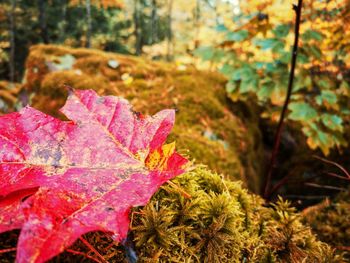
(1, 0, 350, 81)
(0, 0, 241, 80)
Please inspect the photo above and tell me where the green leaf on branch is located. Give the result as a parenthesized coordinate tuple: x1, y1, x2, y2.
(254, 61, 265, 69)
(265, 62, 278, 73)
(317, 78, 333, 89)
(220, 64, 236, 76)
(315, 90, 338, 105)
(273, 24, 291, 38)
(216, 24, 228, 32)
(294, 75, 312, 91)
(240, 78, 259, 93)
(278, 51, 292, 64)
(296, 51, 310, 64)
(193, 46, 214, 61)
(226, 30, 249, 42)
(302, 123, 333, 155)
(301, 29, 324, 42)
(254, 38, 285, 52)
(231, 65, 254, 81)
(341, 108, 350, 115)
(304, 44, 322, 59)
(257, 81, 274, 101)
(321, 113, 343, 132)
(339, 81, 350, 96)
(194, 46, 225, 62)
(288, 102, 318, 121)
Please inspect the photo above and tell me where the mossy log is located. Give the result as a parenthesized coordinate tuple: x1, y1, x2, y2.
(22, 44, 265, 192)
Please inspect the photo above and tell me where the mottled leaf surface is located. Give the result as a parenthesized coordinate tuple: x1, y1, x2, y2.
(0, 89, 187, 262)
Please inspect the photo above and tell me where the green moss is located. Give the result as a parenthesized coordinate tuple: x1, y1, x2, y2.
(170, 131, 243, 181)
(130, 167, 340, 262)
(303, 189, 350, 259)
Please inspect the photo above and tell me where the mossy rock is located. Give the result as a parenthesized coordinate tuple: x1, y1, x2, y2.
(303, 188, 350, 259)
(22, 44, 265, 192)
(129, 167, 340, 262)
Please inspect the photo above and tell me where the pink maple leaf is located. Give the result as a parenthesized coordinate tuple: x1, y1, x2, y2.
(0, 89, 188, 262)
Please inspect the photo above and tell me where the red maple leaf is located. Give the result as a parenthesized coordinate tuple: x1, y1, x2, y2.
(0, 89, 188, 262)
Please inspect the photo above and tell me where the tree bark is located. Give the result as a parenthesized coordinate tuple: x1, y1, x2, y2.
(166, 0, 174, 61)
(151, 0, 158, 44)
(194, 0, 201, 48)
(38, 0, 49, 44)
(9, 0, 16, 82)
(85, 0, 92, 48)
(59, 0, 68, 42)
(133, 0, 142, 55)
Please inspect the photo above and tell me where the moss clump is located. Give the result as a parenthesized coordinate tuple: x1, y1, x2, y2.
(0, 168, 340, 262)
(303, 189, 350, 259)
(22, 44, 265, 192)
(130, 167, 340, 262)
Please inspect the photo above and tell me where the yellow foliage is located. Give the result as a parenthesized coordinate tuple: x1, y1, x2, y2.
(69, 0, 123, 9)
(145, 142, 176, 171)
(224, 0, 350, 74)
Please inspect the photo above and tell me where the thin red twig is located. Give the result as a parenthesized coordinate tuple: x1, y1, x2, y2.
(264, 0, 303, 199)
(79, 237, 108, 263)
(0, 247, 17, 254)
(104, 241, 118, 252)
(304, 182, 346, 191)
(66, 249, 103, 263)
(325, 172, 350, 181)
(167, 181, 192, 198)
(336, 246, 350, 252)
(269, 165, 350, 197)
(313, 155, 350, 179)
(101, 232, 119, 251)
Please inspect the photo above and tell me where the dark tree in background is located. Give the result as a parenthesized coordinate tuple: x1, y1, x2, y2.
(38, 0, 49, 44)
(9, 0, 16, 82)
(0, 0, 205, 80)
(85, 0, 92, 48)
(166, 0, 173, 61)
(133, 0, 142, 55)
(0, 0, 130, 80)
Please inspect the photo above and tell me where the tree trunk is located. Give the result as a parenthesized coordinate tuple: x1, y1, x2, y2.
(38, 0, 49, 44)
(85, 0, 92, 48)
(194, 0, 201, 49)
(59, 0, 68, 42)
(151, 0, 158, 44)
(9, 0, 16, 82)
(133, 0, 142, 55)
(166, 0, 174, 61)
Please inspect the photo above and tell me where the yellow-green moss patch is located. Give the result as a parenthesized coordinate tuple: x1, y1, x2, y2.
(129, 167, 340, 262)
(303, 189, 350, 259)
